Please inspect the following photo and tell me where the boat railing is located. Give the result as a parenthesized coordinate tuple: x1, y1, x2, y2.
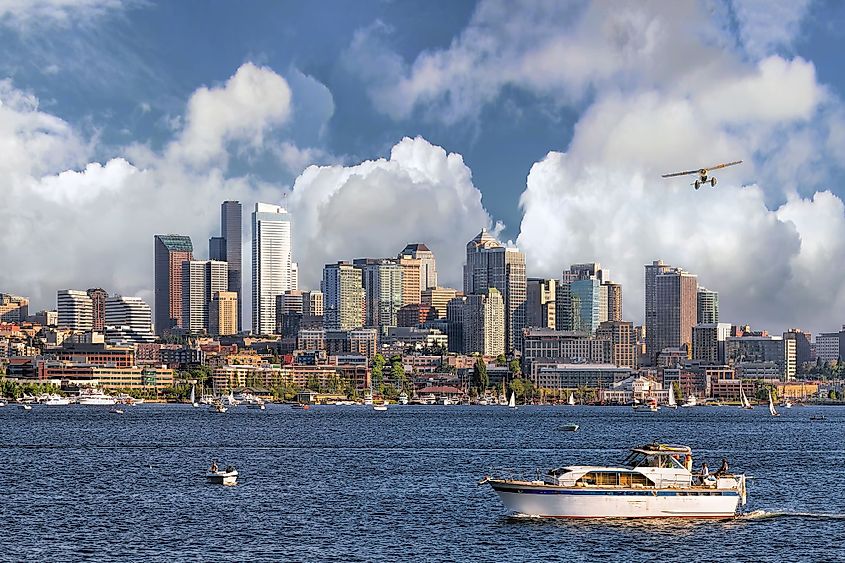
(481, 467, 546, 483)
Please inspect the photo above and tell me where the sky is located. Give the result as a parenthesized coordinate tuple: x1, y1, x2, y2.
(3, 0, 845, 336)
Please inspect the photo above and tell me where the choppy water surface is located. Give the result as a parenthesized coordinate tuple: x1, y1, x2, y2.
(1, 404, 843, 562)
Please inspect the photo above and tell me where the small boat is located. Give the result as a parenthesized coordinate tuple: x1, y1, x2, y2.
(681, 394, 697, 408)
(110, 408, 124, 414)
(740, 387, 753, 410)
(436, 397, 453, 406)
(20, 403, 32, 411)
(373, 401, 388, 412)
(768, 391, 780, 417)
(246, 400, 266, 410)
(634, 397, 660, 412)
(206, 463, 238, 486)
(41, 394, 71, 406)
(190, 385, 199, 408)
(398, 392, 409, 405)
(568, 393, 576, 406)
(667, 386, 677, 409)
(481, 442, 747, 519)
(210, 400, 227, 413)
(77, 388, 117, 406)
(559, 423, 579, 432)
(291, 403, 310, 410)
(781, 399, 793, 409)
(508, 391, 517, 410)
(0, 399, 7, 408)
(363, 391, 374, 406)
(810, 415, 827, 421)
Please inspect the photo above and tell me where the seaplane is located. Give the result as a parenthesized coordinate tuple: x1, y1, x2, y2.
(662, 160, 742, 190)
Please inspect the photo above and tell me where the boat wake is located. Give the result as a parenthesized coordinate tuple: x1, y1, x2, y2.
(739, 509, 845, 521)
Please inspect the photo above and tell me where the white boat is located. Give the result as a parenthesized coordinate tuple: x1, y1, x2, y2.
(246, 399, 266, 410)
(667, 386, 677, 409)
(634, 397, 659, 412)
(20, 403, 32, 411)
(398, 392, 409, 405)
(559, 423, 579, 432)
(568, 393, 576, 406)
(681, 394, 697, 408)
(508, 391, 517, 409)
(42, 394, 71, 406)
(781, 399, 793, 409)
(768, 391, 779, 417)
(199, 393, 215, 405)
(740, 387, 753, 410)
(77, 388, 117, 406)
(482, 443, 747, 519)
(0, 399, 6, 407)
(206, 464, 238, 486)
(110, 408, 124, 414)
(209, 400, 227, 413)
(373, 401, 388, 412)
(190, 385, 199, 408)
(437, 397, 453, 406)
(363, 391, 374, 406)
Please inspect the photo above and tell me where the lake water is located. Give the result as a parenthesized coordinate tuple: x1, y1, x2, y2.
(1, 404, 843, 562)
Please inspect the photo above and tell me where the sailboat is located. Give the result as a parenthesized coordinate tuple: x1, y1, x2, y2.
(739, 387, 753, 410)
(768, 391, 780, 417)
(190, 384, 199, 408)
(568, 393, 576, 406)
(667, 385, 677, 409)
(508, 391, 517, 410)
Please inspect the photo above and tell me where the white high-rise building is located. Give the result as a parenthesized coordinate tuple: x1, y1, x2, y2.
(252, 203, 295, 334)
(57, 290, 94, 331)
(104, 295, 155, 344)
(182, 260, 228, 333)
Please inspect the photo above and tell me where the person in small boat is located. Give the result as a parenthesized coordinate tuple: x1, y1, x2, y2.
(210, 461, 218, 473)
(715, 458, 729, 477)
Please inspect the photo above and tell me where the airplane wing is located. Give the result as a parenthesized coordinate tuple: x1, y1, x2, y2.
(661, 169, 699, 178)
(706, 160, 742, 171)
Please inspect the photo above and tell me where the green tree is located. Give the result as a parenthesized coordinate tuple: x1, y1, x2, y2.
(672, 382, 683, 402)
(508, 359, 522, 377)
(495, 354, 507, 367)
(372, 353, 385, 392)
(473, 358, 489, 391)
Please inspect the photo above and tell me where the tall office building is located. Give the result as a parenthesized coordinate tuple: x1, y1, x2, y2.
(57, 289, 94, 331)
(399, 243, 437, 290)
(222, 201, 242, 330)
(302, 290, 324, 317)
(154, 234, 194, 334)
(463, 288, 505, 356)
(210, 291, 238, 336)
(322, 262, 364, 330)
(652, 267, 698, 360)
(105, 295, 153, 333)
(421, 287, 459, 319)
(86, 288, 107, 331)
(692, 322, 731, 364)
(398, 256, 422, 305)
(596, 320, 637, 368)
(463, 229, 527, 352)
(209, 236, 225, 261)
(697, 287, 719, 324)
(278, 290, 305, 315)
(526, 278, 556, 329)
(644, 259, 671, 362)
(604, 282, 622, 321)
(0, 294, 29, 324)
(252, 203, 294, 335)
(354, 258, 403, 328)
(182, 260, 228, 333)
(570, 277, 604, 335)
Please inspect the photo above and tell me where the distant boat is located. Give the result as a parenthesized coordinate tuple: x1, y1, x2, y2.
(373, 401, 388, 412)
(206, 464, 238, 486)
(768, 391, 779, 417)
(210, 400, 227, 413)
(20, 403, 32, 411)
(508, 392, 517, 409)
(740, 387, 753, 410)
(398, 392, 409, 405)
(559, 423, 579, 432)
(110, 408, 124, 415)
(568, 393, 576, 406)
(291, 403, 310, 410)
(667, 386, 677, 409)
(781, 399, 793, 409)
(810, 415, 826, 421)
(681, 395, 696, 408)
(190, 385, 199, 408)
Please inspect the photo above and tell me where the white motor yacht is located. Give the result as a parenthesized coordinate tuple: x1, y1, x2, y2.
(482, 443, 747, 519)
(398, 392, 409, 405)
(77, 388, 117, 406)
(682, 395, 698, 408)
(42, 394, 71, 406)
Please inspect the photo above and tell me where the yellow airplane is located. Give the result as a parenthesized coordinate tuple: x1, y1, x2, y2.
(662, 160, 742, 189)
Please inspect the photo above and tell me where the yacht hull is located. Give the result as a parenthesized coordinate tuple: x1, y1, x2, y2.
(489, 482, 740, 519)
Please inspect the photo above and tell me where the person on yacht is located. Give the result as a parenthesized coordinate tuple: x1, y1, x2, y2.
(684, 454, 693, 472)
(715, 458, 729, 477)
(698, 462, 709, 485)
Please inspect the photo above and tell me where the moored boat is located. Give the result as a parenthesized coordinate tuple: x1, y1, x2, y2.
(398, 392, 409, 405)
(482, 443, 746, 519)
(77, 388, 117, 406)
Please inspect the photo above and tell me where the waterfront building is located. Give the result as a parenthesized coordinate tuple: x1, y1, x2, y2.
(0, 294, 29, 324)
(522, 328, 612, 371)
(529, 361, 634, 390)
(398, 256, 422, 305)
(816, 331, 840, 363)
(463, 229, 526, 352)
(322, 262, 364, 331)
(104, 295, 153, 335)
(399, 243, 437, 290)
(57, 289, 94, 331)
(252, 203, 294, 335)
(697, 287, 719, 324)
(526, 278, 556, 329)
(725, 334, 796, 380)
(692, 323, 731, 364)
(182, 260, 228, 333)
(354, 258, 403, 328)
(154, 234, 194, 333)
(210, 291, 238, 336)
(596, 320, 637, 368)
(421, 287, 459, 319)
(652, 266, 698, 362)
(86, 288, 107, 331)
(462, 288, 505, 356)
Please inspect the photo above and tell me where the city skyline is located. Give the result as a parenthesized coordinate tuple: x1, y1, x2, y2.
(5, 2, 845, 337)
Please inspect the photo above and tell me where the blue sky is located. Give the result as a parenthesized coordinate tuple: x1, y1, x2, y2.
(4, 0, 845, 335)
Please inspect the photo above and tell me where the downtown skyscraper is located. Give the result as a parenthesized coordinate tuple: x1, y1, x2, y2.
(154, 234, 193, 334)
(252, 203, 296, 335)
(463, 228, 526, 353)
(209, 201, 243, 331)
(648, 263, 698, 362)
